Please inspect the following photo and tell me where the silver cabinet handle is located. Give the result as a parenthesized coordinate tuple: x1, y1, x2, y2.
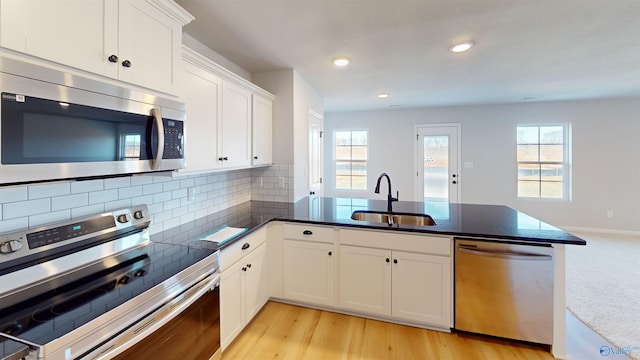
(150, 108, 164, 169)
(458, 246, 552, 261)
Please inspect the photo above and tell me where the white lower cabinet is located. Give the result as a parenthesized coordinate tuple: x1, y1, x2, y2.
(283, 239, 335, 306)
(220, 241, 268, 350)
(338, 229, 452, 329)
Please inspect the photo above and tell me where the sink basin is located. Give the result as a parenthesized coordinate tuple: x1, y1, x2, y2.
(350, 211, 436, 226)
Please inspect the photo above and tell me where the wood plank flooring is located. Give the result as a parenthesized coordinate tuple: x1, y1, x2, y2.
(224, 301, 595, 360)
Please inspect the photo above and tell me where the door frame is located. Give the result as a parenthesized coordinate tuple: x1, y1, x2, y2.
(414, 123, 462, 203)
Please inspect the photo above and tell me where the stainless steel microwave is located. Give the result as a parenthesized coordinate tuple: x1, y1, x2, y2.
(0, 57, 185, 185)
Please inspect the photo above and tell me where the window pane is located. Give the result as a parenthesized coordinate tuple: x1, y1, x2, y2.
(351, 145, 367, 160)
(336, 161, 351, 176)
(518, 181, 540, 197)
(541, 164, 563, 182)
(336, 131, 351, 145)
(352, 161, 367, 176)
(540, 126, 563, 144)
(336, 175, 351, 189)
(352, 131, 367, 146)
(541, 181, 563, 199)
(352, 176, 367, 190)
(517, 127, 538, 144)
(518, 164, 540, 181)
(540, 144, 563, 162)
(336, 146, 352, 160)
(517, 144, 539, 162)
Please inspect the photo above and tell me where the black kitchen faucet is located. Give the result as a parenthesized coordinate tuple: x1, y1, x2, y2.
(374, 172, 398, 213)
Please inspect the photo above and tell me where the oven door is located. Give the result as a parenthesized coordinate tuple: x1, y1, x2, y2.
(88, 273, 221, 360)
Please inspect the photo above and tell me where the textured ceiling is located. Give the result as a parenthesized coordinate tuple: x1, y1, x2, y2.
(175, 0, 640, 112)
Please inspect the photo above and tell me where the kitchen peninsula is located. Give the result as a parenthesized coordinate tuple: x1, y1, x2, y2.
(154, 197, 585, 359)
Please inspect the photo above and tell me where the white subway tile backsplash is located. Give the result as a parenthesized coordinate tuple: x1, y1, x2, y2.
(71, 179, 104, 193)
(52, 193, 88, 211)
(104, 177, 131, 189)
(30, 210, 70, 228)
(29, 182, 70, 199)
(1, 166, 289, 235)
(0, 187, 27, 203)
(3, 198, 50, 219)
(89, 189, 118, 204)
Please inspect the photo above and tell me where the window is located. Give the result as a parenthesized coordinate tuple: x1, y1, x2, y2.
(517, 125, 570, 200)
(335, 130, 367, 190)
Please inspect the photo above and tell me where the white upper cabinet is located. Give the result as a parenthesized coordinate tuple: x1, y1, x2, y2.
(252, 94, 273, 166)
(220, 80, 252, 168)
(180, 56, 222, 172)
(0, 0, 193, 95)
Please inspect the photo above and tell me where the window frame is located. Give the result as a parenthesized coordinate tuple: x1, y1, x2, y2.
(334, 129, 368, 192)
(516, 123, 571, 201)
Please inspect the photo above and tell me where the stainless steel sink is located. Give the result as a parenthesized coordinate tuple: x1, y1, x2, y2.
(350, 211, 436, 226)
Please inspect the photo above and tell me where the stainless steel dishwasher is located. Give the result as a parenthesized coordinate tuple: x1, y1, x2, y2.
(454, 238, 554, 344)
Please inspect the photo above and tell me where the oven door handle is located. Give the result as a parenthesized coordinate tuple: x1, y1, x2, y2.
(92, 272, 220, 360)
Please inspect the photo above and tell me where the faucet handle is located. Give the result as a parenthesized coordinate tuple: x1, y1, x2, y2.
(392, 191, 399, 202)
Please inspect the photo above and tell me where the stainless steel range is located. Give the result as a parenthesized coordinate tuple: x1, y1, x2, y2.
(0, 205, 221, 360)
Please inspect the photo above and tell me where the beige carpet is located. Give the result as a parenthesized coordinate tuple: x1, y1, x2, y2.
(565, 231, 640, 360)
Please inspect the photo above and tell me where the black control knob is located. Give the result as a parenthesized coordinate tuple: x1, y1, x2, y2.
(117, 214, 130, 223)
(118, 275, 131, 284)
(122, 60, 132, 68)
(108, 54, 118, 63)
(133, 210, 144, 220)
(134, 269, 147, 277)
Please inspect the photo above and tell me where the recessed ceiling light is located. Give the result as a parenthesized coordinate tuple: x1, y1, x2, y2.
(377, 93, 389, 99)
(333, 57, 350, 67)
(449, 41, 474, 53)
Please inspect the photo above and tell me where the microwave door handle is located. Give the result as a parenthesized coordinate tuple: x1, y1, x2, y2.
(150, 108, 164, 169)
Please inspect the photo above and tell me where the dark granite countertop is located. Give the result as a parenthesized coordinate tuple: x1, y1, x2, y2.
(154, 197, 587, 248)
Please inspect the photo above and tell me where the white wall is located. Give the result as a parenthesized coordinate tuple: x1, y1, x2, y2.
(324, 97, 640, 232)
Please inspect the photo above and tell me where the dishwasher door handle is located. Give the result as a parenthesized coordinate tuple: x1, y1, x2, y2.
(457, 246, 552, 261)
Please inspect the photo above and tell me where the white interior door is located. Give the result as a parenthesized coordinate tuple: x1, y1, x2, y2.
(309, 111, 324, 213)
(416, 124, 460, 203)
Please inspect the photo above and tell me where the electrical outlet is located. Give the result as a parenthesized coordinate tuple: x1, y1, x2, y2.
(277, 177, 285, 189)
(258, 176, 263, 188)
(607, 210, 614, 218)
(188, 187, 196, 201)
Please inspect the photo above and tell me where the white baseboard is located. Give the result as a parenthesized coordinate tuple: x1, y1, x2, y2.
(559, 225, 640, 237)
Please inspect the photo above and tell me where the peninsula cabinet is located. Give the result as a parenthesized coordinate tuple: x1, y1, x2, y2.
(282, 224, 335, 306)
(0, 0, 192, 95)
(338, 229, 452, 329)
(220, 228, 269, 350)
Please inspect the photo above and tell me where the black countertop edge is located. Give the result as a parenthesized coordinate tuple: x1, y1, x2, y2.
(152, 198, 587, 249)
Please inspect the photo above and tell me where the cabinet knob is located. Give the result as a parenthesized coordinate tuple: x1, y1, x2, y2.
(242, 267, 247, 271)
(223, 157, 228, 161)
(218, 157, 224, 161)
(393, 259, 398, 264)
(247, 263, 252, 269)
(108, 54, 119, 63)
(386, 258, 390, 263)
(310, 191, 315, 195)
(328, 251, 332, 256)
(303, 230, 313, 235)
(122, 59, 132, 68)
(452, 181, 457, 184)
(241, 243, 250, 250)
(254, 156, 258, 160)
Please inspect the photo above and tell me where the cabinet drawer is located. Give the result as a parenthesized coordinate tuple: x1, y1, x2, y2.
(283, 223, 334, 243)
(220, 227, 266, 272)
(339, 229, 451, 256)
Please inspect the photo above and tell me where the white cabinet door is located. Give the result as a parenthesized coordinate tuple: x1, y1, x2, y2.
(0, 0, 111, 75)
(283, 240, 335, 306)
(391, 251, 451, 327)
(244, 243, 268, 320)
(251, 94, 272, 166)
(220, 80, 252, 168)
(339, 245, 391, 315)
(220, 263, 244, 350)
(0, 0, 185, 94)
(118, 0, 182, 94)
(180, 60, 222, 172)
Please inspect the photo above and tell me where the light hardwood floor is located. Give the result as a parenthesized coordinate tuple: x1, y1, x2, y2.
(223, 301, 618, 360)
